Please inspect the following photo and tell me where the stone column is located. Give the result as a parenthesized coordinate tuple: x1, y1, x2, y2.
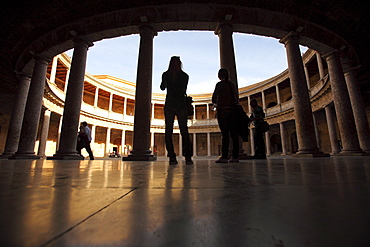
(121, 130, 126, 155)
(1, 73, 31, 158)
(207, 132, 211, 156)
(151, 103, 155, 120)
(312, 113, 321, 149)
(341, 57, 370, 152)
(91, 125, 96, 143)
(11, 54, 51, 159)
(325, 105, 341, 154)
(250, 128, 255, 156)
(37, 110, 51, 158)
(193, 133, 197, 157)
(316, 52, 325, 79)
(323, 51, 362, 153)
(276, 85, 281, 105)
(279, 32, 321, 156)
(105, 127, 111, 156)
(123, 97, 127, 120)
(279, 122, 287, 155)
(304, 64, 311, 89)
(206, 104, 210, 119)
(49, 56, 58, 84)
(53, 37, 93, 160)
(216, 23, 238, 88)
(94, 87, 99, 107)
(265, 131, 271, 155)
(123, 25, 157, 161)
(261, 91, 266, 110)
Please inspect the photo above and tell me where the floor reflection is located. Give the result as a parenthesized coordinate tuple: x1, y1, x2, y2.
(0, 156, 369, 246)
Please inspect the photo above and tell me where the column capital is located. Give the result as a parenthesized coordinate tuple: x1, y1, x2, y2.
(139, 25, 157, 37)
(34, 54, 52, 65)
(215, 23, 233, 35)
(279, 31, 300, 45)
(322, 50, 340, 61)
(73, 36, 94, 49)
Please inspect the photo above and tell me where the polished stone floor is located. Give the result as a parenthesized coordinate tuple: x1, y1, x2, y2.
(0, 156, 369, 247)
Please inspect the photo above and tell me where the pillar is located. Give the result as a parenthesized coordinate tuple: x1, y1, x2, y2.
(325, 105, 341, 154)
(49, 56, 58, 84)
(323, 51, 362, 153)
(312, 113, 321, 149)
(1, 73, 31, 158)
(123, 25, 157, 161)
(265, 131, 271, 155)
(276, 85, 281, 105)
(94, 87, 99, 107)
(193, 133, 197, 157)
(341, 57, 370, 152)
(11, 54, 51, 159)
(207, 132, 211, 156)
(216, 23, 238, 88)
(316, 52, 325, 79)
(250, 128, 255, 156)
(105, 127, 111, 156)
(37, 110, 51, 158)
(121, 130, 126, 154)
(53, 37, 93, 160)
(279, 122, 287, 155)
(304, 64, 311, 89)
(279, 32, 322, 156)
(179, 133, 183, 157)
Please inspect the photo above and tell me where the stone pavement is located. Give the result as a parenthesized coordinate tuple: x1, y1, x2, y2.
(0, 156, 369, 246)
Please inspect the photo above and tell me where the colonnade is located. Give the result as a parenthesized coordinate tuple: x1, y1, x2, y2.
(1, 24, 370, 160)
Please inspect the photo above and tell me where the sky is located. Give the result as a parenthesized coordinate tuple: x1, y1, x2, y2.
(66, 31, 307, 94)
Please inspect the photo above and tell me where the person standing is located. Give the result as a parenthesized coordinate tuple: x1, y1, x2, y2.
(77, 121, 95, 160)
(250, 99, 266, 159)
(212, 68, 239, 163)
(160, 56, 193, 165)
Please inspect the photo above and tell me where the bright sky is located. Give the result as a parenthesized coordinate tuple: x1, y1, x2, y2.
(66, 31, 307, 94)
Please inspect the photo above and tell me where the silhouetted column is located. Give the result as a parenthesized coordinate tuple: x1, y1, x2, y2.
(341, 57, 370, 152)
(276, 85, 281, 105)
(53, 37, 93, 160)
(37, 110, 51, 158)
(216, 23, 238, 88)
(123, 25, 157, 161)
(11, 55, 51, 159)
(280, 32, 321, 156)
(1, 73, 31, 158)
(323, 51, 362, 154)
(279, 122, 287, 155)
(325, 104, 341, 154)
(249, 128, 255, 156)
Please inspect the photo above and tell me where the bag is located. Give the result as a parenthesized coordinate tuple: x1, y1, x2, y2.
(185, 95, 194, 117)
(261, 120, 270, 133)
(235, 104, 250, 142)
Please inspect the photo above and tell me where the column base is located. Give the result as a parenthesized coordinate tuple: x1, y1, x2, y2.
(9, 153, 40, 160)
(48, 154, 85, 160)
(122, 154, 157, 161)
(332, 152, 370, 156)
(291, 152, 330, 158)
(239, 154, 254, 160)
(0, 154, 14, 159)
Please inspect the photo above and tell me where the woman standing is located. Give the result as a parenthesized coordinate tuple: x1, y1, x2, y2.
(212, 68, 239, 163)
(160, 56, 193, 165)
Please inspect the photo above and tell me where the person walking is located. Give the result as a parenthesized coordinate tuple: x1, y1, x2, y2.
(212, 68, 239, 163)
(250, 99, 266, 159)
(77, 121, 95, 160)
(160, 56, 193, 165)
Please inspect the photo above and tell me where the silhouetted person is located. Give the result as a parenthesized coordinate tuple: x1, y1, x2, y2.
(250, 99, 266, 159)
(212, 68, 239, 163)
(77, 121, 94, 160)
(160, 56, 193, 165)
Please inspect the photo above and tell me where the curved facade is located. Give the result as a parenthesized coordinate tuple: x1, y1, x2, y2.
(30, 48, 368, 158)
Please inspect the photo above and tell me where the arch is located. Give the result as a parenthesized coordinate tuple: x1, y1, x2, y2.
(8, 2, 358, 79)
